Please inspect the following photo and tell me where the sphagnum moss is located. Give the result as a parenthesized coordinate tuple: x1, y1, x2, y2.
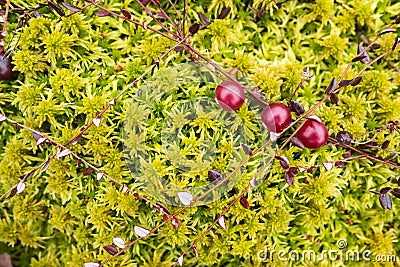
(0, 1, 399, 267)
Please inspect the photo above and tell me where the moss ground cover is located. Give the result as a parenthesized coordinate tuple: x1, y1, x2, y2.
(0, 0, 399, 266)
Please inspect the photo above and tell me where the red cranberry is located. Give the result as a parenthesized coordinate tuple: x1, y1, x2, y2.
(215, 81, 245, 111)
(0, 55, 15, 80)
(297, 119, 328, 149)
(261, 103, 292, 133)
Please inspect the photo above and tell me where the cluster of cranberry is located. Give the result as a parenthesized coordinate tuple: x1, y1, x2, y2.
(215, 80, 328, 149)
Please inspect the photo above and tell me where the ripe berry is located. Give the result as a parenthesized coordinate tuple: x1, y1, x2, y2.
(261, 103, 292, 133)
(297, 119, 328, 149)
(215, 81, 245, 111)
(0, 55, 15, 80)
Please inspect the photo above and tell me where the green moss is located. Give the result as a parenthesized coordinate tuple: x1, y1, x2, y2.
(0, 1, 399, 266)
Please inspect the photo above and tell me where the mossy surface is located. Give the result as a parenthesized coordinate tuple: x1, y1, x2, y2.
(0, 0, 399, 266)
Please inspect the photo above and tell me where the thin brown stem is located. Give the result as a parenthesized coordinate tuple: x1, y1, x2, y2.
(90, 0, 180, 43)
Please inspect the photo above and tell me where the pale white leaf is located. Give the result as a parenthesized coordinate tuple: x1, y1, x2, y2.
(109, 99, 115, 105)
(84, 263, 99, 267)
(250, 177, 257, 188)
(93, 117, 101, 127)
(177, 191, 193, 206)
(298, 167, 306, 172)
(134, 226, 150, 237)
(178, 254, 184, 266)
(112, 237, 126, 249)
(96, 171, 104, 180)
(322, 162, 333, 171)
(37, 137, 47, 146)
(56, 149, 71, 160)
(192, 246, 199, 258)
(121, 184, 128, 193)
(0, 17, 4, 23)
(17, 182, 26, 194)
(218, 215, 226, 229)
(0, 114, 6, 122)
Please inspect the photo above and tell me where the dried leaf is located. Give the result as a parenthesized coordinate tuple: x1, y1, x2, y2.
(357, 45, 370, 63)
(290, 137, 305, 148)
(0, 114, 5, 122)
(140, 0, 150, 6)
(177, 191, 193, 205)
(350, 76, 363, 86)
(250, 176, 257, 188)
(325, 77, 337, 95)
(217, 7, 231, 19)
(189, 23, 200, 35)
(286, 167, 298, 185)
(330, 93, 339, 105)
(381, 140, 390, 150)
(56, 149, 71, 160)
(392, 38, 400, 51)
(174, 46, 184, 52)
(285, 171, 295, 185)
(178, 254, 184, 266)
(134, 226, 150, 237)
(16, 182, 25, 194)
(378, 28, 395, 36)
(61, 2, 80, 12)
(391, 188, 400, 199)
(338, 80, 352, 87)
(276, 155, 289, 170)
(335, 161, 345, 167)
(41, 159, 51, 173)
(84, 263, 100, 267)
(208, 170, 223, 185)
(156, 201, 171, 215)
(103, 245, 118, 256)
(239, 195, 249, 209)
(93, 117, 101, 127)
(379, 193, 392, 210)
(82, 167, 94, 176)
(6, 187, 17, 200)
(112, 237, 126, 249)
(380, 187, 392, 194)
(120, 8, 131, 19)
(288, 100, 305, 115)
(155, 12, 167, 19)
(351, 54, 368, 63)
(198, 12, 210, 24)
(370, 43, 381, 50)
(121, 184, 128, 193)
(335, 131, 353, 145)
(37, 137, 47, 146)
(192, 246, 199, 258)
(171, 216, 180, 229)
(48, 1, 65, 16)
(33, 132, 43, 141)
(96, 171, 104, 180)
(218, 215, 226, 229)
(322, 162, 333, 171)
(241, 143, 253, 155)
(96, 10, 111, 17)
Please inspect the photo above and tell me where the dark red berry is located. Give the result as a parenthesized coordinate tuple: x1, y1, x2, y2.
(261, 103, 292, 133)
(215, 81, 245, 111)
(296, 119, 328, 149)
(0, 55, 15, 80)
